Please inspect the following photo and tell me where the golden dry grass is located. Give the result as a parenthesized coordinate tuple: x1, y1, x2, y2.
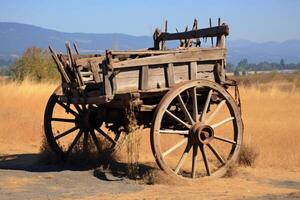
(0, 78, 299, 171)
(0, 79, 57, 154)
(239, 84, 300, 170)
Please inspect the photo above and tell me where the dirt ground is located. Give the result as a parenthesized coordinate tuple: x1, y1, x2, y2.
(0, 156, 299, 200)
(0, 132, 300, 200)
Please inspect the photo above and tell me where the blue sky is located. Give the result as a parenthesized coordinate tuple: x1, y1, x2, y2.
(0, 0, 299, 42)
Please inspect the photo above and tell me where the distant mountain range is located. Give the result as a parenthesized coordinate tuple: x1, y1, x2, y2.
(1, 22, 300, 65)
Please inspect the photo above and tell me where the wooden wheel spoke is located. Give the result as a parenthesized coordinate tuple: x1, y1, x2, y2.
(90, 130, 102, 154)
(81, 104, 87, 111)
(177, 94, 194, 124)
(191, 87, 199, 122)
(207, 143, 225, 164)
(205, 100, 226, 124)
(55, 126, 79, 140)
(51, 118, 76, 123)
(191, 144, 198, 178)
(56, 100, 79, 117)
(211, 117, 234, 129)
(162, 138, 188, 157)
(174, 142, 193, 174)
(95, 128, 116, 145)
(165, 110, 191, 129)
(200, 145, 210, 176)
(73, 104, 82, 113)
(214, 135, 237, 144)
(66, 130, 83, 156)
(200, 89, 213, 122)
(159, 129, 189, 135)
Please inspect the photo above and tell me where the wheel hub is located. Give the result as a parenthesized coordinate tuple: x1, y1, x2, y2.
(190, 122, 214, 145)
(75, 108, 103, 131)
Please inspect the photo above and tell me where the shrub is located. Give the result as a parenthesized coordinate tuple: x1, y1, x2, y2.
(11, 46, 59, 82)
(238, 142, 259, 167)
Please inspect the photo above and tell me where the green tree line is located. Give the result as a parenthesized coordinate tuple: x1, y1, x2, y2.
(227, 58, 300, 75)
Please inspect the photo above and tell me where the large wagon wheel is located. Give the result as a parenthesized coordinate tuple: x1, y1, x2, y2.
(44, 87, 126, 161)
(151, 80, 243, 179)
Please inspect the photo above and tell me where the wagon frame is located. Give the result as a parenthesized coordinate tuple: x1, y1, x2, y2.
(44, 19, 243, 179)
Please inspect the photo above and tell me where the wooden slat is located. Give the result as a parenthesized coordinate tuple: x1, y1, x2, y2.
(80, 71, 93, 76)
(110, 48, 202, 56)
(189, 62, 197, 80)
(111, 48, 226, 69)
(89, 62, 102, 83)
(75, 56, 104, 67)
(66, 42, 84, 88)
(140, 65, 149, 90)
(73, 42, 80, 55)
(48, 46, 70, 83)
(166, 63, 175, 87)
(102, 63, 113, 96)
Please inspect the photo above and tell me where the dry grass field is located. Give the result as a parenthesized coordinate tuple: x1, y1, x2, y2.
(0, 76, 299, 170)
(0, 74, 300, 199)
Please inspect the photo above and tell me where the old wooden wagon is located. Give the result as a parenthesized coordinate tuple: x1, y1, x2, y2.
(44, 19, 243, 179)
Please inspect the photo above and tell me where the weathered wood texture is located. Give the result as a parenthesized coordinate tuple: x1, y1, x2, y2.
(114, 61, 217, 93)
(50, 23, 229, 102)
(110, 48, 226, 68)
(154, 25, 229, 49)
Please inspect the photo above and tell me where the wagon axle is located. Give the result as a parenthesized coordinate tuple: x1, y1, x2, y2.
(190, 122, 214, 145)
(75, 108, 104, 132)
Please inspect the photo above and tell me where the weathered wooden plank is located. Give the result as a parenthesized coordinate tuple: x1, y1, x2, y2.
(102, 63, 113, 96)
(140, 65, 149, 90)
(111, 48, 226, 69)
(156, 25, 229, 42)
(66, 42, 84, 88)
(89, 62, 102, 83)
(110, 48, 203, 56)
(148, 66, 166, 90)
(75, 56, 104, 67)
(73, 42, 80, 55)
(166, 63, 175, 87)
(48, 46, 70, 83)
(80, 71, 93, 76)
(189, 61, 197, 80)
(114, 62, 216, 93)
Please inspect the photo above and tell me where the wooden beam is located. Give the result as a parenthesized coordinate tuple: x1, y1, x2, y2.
(89, 61, 102, 83)
(73, 42, 80, 55)
(139, 65, 149, 90)
(66, 42, 84, 88)
(102, 61, 113, 96)
(110, 48, 202, 56)
(189, 62, 197, 80)
(111, 48, 226, 69)
(156, 25, 229, 42)
(166, 63, 175, 87)
(48, 46, 70, 83)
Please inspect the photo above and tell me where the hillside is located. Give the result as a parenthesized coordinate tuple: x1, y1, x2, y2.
(1, 22, 300, 65)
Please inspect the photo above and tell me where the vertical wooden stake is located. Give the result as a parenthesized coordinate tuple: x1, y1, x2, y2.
(209, 18, 214, 47)
(140, 65, 149, 90)
(166, 63, 175, 87)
